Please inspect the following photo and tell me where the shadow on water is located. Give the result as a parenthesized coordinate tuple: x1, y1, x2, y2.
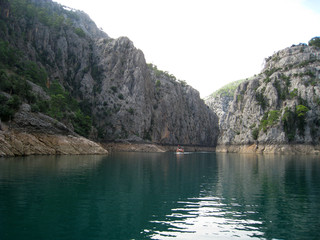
(0, 153, 320, 240)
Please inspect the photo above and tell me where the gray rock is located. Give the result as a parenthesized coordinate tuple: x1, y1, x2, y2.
(207, 44, 320, 146)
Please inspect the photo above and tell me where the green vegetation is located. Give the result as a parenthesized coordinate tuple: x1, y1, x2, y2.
(273, 79, 289, 101)
(268, 110, 281, 126)
(289, 88, 298, 99)
(282, 105, 309, 141)
(282, 108, 296, 141)
(296, 105, 309, 136)
(258, 110, 280, 133)
(0, 41, 42, 120)
(0, 94, 20, 121)
(264, 67, 281, 78)
(259, 112, 269, 133)
(72, 109, 92, 137)
(6, 0, 99, 138)
(6, 0, 87, 45)
(118, 94, 124, 100)
(74, 28, 86, 38)
(252, 128, 259, 140)
(308, 37, 320, 48)
(280, 73, 291, 87)
(0, 40, 92, 137)
(263, 77, 271, 84)
(236, 94, 243, 102)
(147, 63, 185, 85)
(255, 90, 268, 110)
(155, 80, 161, 88)
(18, 61, 48, 87)
(178, 80, 187, 86)
(9, 0, 67, 28)
(0, 41, 21, 68)
(127, 107, 134, 115)
(30, 80, 93, 137)
(111, 86, 117, 93)
(209, 79, 246, 98)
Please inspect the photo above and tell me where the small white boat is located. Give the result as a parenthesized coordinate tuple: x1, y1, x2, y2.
(176, 146, 184, 154)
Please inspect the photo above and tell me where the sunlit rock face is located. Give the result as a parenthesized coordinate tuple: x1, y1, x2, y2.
(0, 109, 108, 157)
(206, 43, 320, 151)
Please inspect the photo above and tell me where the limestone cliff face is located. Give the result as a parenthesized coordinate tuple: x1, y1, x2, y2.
(205, 93, 233, 133)
(77, 36, 219, 145)
(149, 71, 218, 145)
(206, 43, 320, 152)
(0, 0, 219, 149)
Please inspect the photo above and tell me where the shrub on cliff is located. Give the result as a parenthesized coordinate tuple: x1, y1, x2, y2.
(0, 94, 14, 121)
(252, 128, 259, 140)
(296, 105, 309, 136)
(308, 37, 320, 48)
(282, 108, 296, 141)
(281, 105, 309, 141)
(210, 79, 245, 98)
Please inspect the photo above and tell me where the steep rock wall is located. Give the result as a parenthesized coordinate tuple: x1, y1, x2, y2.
(207, 43, 320, 152)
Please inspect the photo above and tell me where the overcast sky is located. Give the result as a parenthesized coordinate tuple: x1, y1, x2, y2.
(54, 0, 320, 97)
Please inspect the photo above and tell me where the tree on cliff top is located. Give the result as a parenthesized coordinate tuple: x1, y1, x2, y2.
(308, 37, 320, 48)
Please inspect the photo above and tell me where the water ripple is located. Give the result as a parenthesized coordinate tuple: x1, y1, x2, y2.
(149, 196, 264, 239)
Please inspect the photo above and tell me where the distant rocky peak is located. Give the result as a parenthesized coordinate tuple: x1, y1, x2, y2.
(70, 10, 109, 40)
(262, 44, 320, 73)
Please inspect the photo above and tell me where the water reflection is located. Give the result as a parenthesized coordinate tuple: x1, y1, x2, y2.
(147, 153, 320, 240)
(0, 155, 104, 179)
(0, 153, 319, 240)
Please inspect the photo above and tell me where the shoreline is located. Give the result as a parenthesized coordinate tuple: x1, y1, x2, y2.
(2, 134, 320, 156)
(101, 142, 216, 153)
(216, 143, 320, 154)
(0, 130, 108, 157)
(102, 142, 320, 155)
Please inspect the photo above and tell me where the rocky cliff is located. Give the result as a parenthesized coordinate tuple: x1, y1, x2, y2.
(91, 37, 218, 145)
(206, 42, 320, 154)
(0, 104, 108, 156)
(205, 79, 245, 132)
(0, 0, 219, 156)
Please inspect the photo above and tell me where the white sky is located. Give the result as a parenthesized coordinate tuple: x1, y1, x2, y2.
(54, 0, 320, 97)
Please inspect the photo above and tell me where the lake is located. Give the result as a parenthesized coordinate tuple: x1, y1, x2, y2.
(0, 152, 319, 240)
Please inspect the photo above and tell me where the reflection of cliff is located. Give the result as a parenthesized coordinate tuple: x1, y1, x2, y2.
(0, 155, 105, 179)
(213, 154, 320, 239)
(215, 154, 287, 200)
(95, 152, 219, 239)
(150, 153, 320, 239)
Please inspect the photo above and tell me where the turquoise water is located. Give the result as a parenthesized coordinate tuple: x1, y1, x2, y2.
(0, 152, 319, 240)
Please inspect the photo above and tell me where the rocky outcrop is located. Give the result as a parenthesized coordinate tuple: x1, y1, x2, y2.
(0, 131, 108, 157)
(0, 106, 107, 157)
(207, 43, 320, 153)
